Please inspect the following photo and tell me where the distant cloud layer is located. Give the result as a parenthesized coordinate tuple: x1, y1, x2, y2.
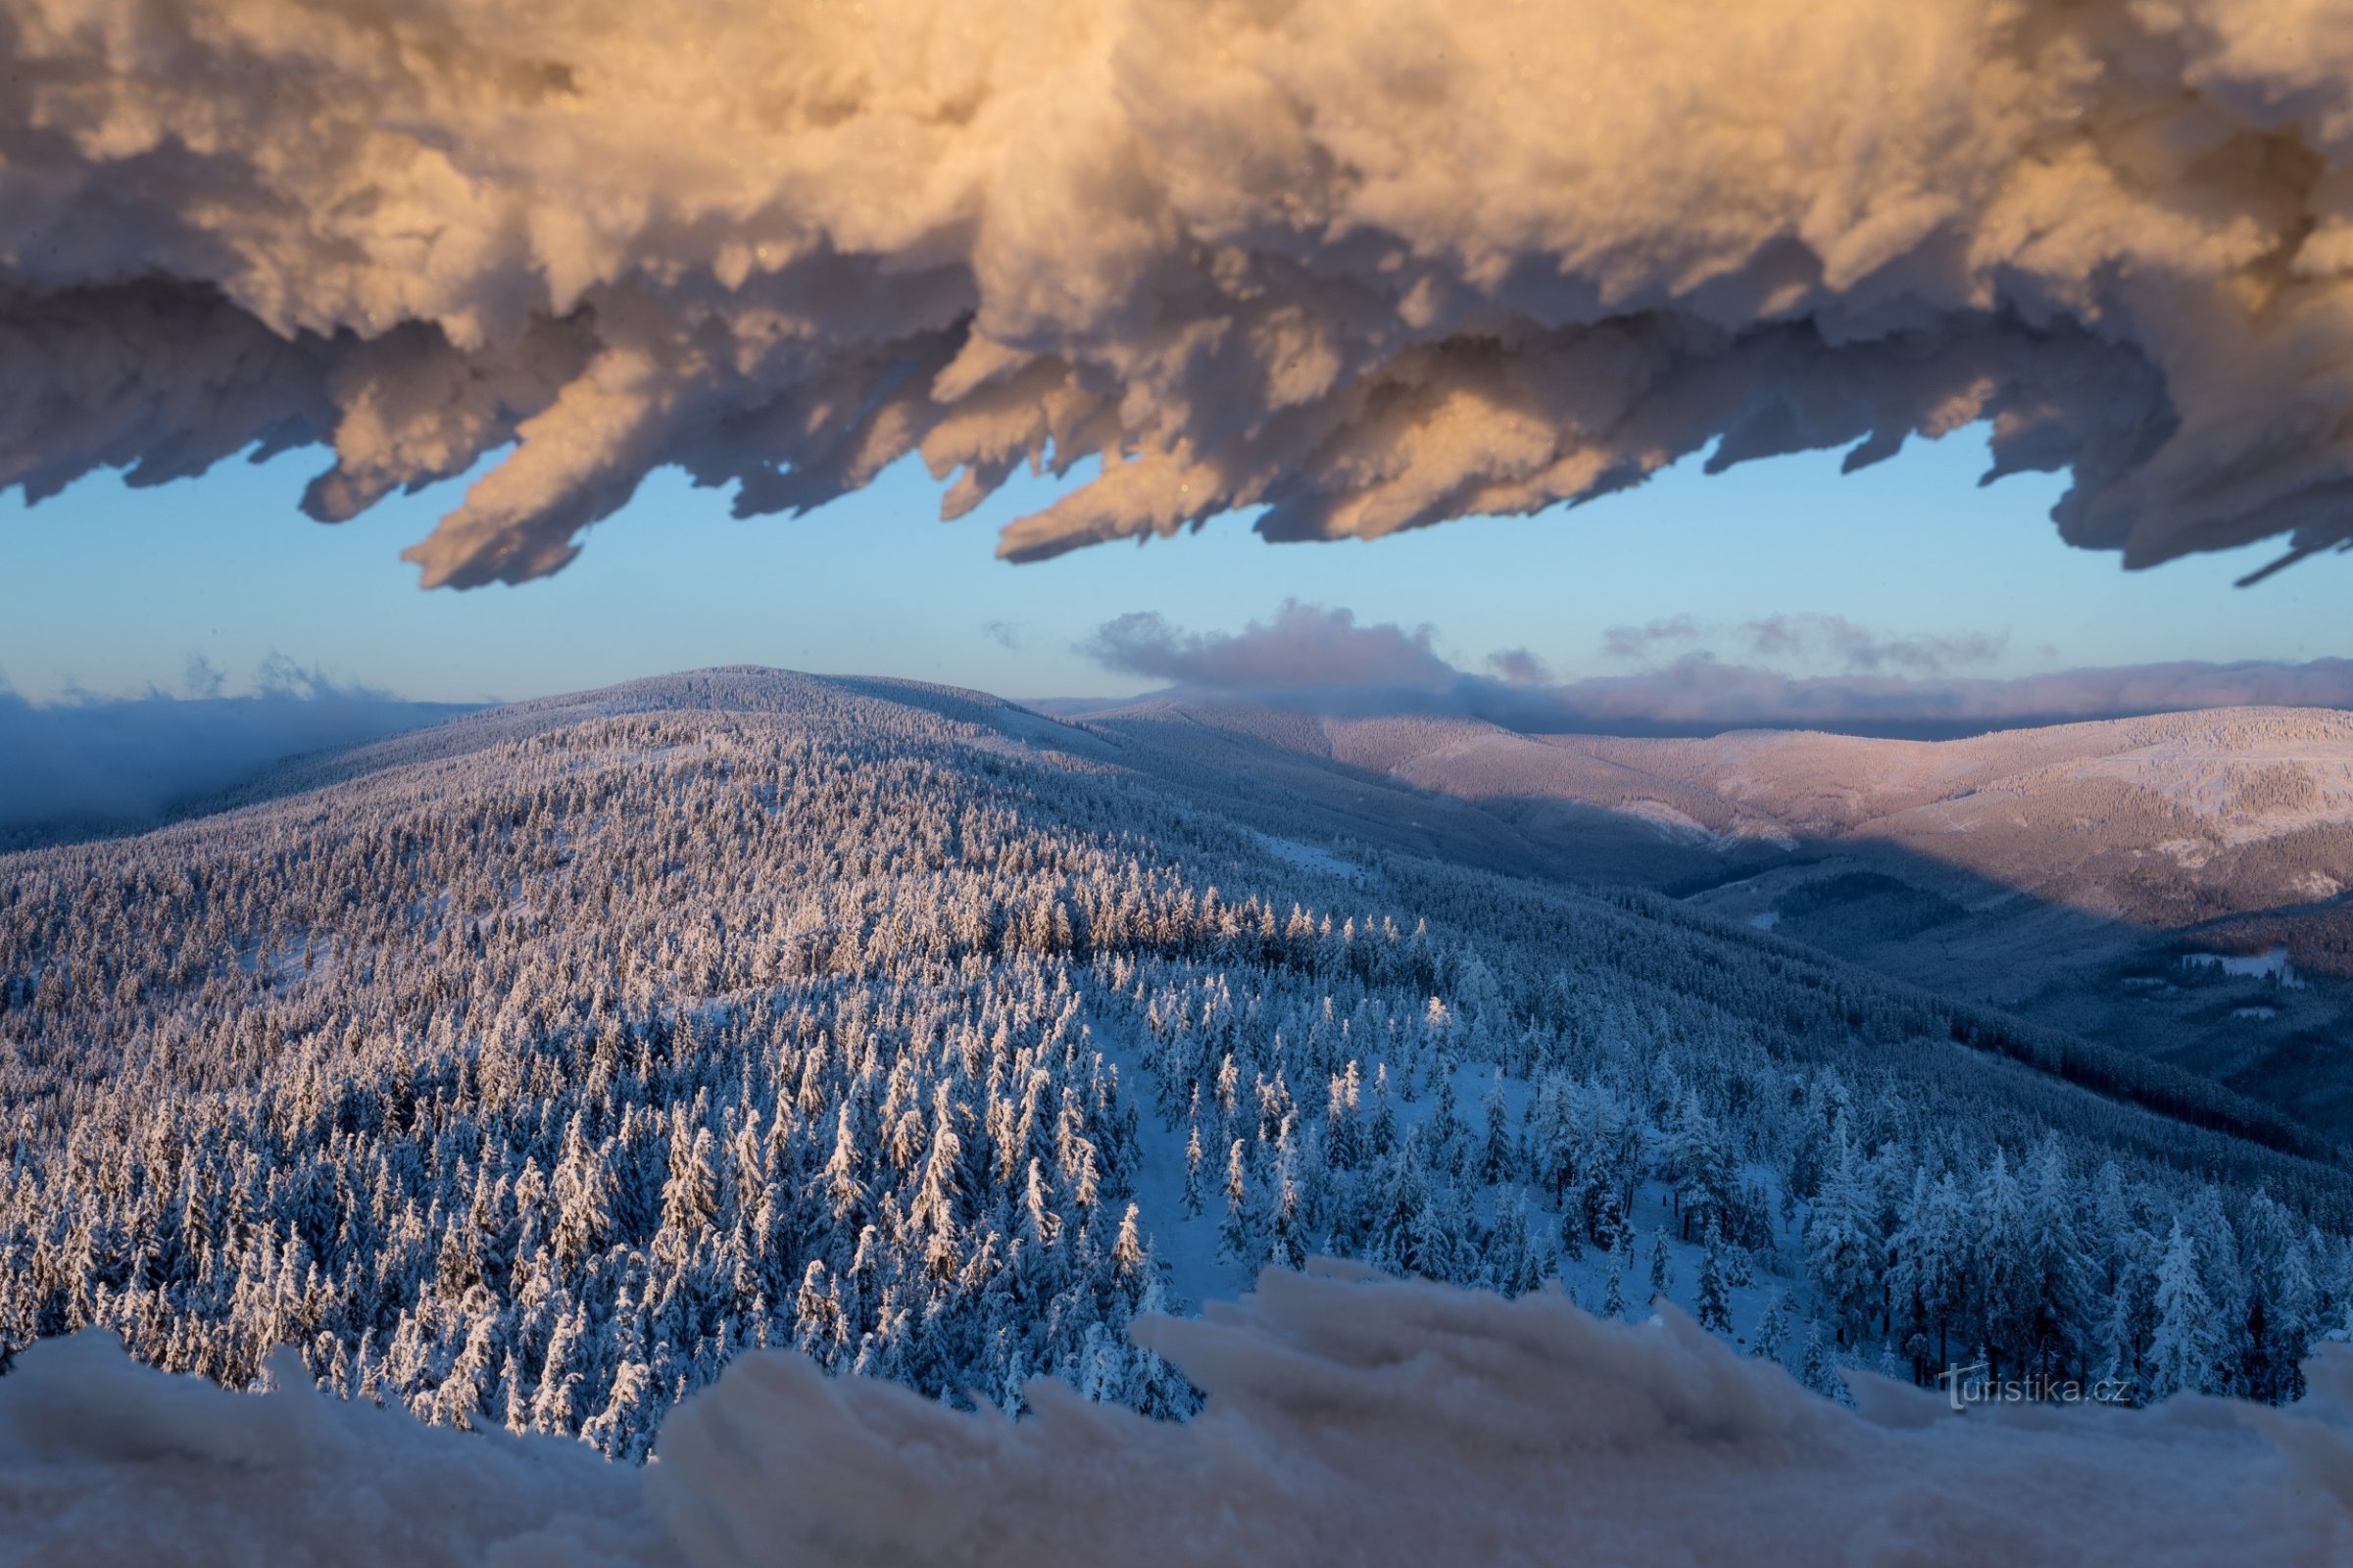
(1088, 604, 1457, 695)
(0, 664, 463, 845)
(1083, 603, 2353, 737)
(7, 4, 2353, 584)
(1604, 613, 2007, 676)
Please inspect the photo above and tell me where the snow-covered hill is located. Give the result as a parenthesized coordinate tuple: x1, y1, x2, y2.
(1100, 700, 2353, 926)
(0, 668, 2345, 1483)
(1075, 697, 2353, 1133)
(1572, 708, 2353, 921)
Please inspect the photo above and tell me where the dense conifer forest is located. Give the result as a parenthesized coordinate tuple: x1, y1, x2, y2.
(3, 670, 2347, 1457)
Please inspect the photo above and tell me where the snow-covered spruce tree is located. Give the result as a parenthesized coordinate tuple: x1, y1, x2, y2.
(1752, 1290, 1791, 1365)
(2148, 1220, 2224, 1399)
(1801, 1115, 1879, 1348)
(1695, 1238, 1734, 1337)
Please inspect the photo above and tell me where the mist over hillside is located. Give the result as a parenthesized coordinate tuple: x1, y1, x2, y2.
(0, 681, 473, 852)
(2, 668, 2347, 1487)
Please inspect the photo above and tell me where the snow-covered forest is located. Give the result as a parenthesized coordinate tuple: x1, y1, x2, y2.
(2, 669, 2348, 1461)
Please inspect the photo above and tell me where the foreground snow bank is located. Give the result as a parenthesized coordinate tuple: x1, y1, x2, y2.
(0, 1338, 672, 1568)
(8, 1265, 2352, 1566)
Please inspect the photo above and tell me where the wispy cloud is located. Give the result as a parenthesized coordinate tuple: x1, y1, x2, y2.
(1484, 648, 1552, 686)
(1599, 616, 1708, 662)
(1739, 613, 2005, 674)
(1081, 604, 2353, 738)
(1602, 613, 2007, 675)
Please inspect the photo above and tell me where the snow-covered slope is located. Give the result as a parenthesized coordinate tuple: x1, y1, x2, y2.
(1083, 699, 2353, 1134)
(1075, 699, 2353, 945)
(1, 667, 2346, 1500)
(1312, 705, 2353, 924)
(6, 1267, 2351, 1568)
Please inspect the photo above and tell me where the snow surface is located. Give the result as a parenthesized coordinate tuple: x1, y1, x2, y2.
(1247, 829, 1369, 886)
(0, 1336, 668, 1567)
(2182, 947, 2307, 988)
(2066, 729, 2353, 846)
(7, 1267, 2353, 1568)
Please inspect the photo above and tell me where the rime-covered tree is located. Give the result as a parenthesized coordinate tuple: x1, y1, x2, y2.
(2148, 1220, 2223, 1398)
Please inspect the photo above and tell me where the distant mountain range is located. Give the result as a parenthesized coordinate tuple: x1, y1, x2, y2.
(1064, 699, 2353, 918)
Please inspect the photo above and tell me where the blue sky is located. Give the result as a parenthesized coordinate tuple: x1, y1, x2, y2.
(2, 427, 2343, 707)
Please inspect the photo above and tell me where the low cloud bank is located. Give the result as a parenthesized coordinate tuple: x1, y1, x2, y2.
(1087, 604, 1459, 697)
(4, 1267, 2348, 1567)
(1083, 603, 2353, 738)
(0, 666, 467, 846)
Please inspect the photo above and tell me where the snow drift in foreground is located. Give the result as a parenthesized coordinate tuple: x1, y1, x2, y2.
(0, 1339, 666, 1568)
(5, 1267, 2350, 1568)
(11, 3, 2353, 585)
